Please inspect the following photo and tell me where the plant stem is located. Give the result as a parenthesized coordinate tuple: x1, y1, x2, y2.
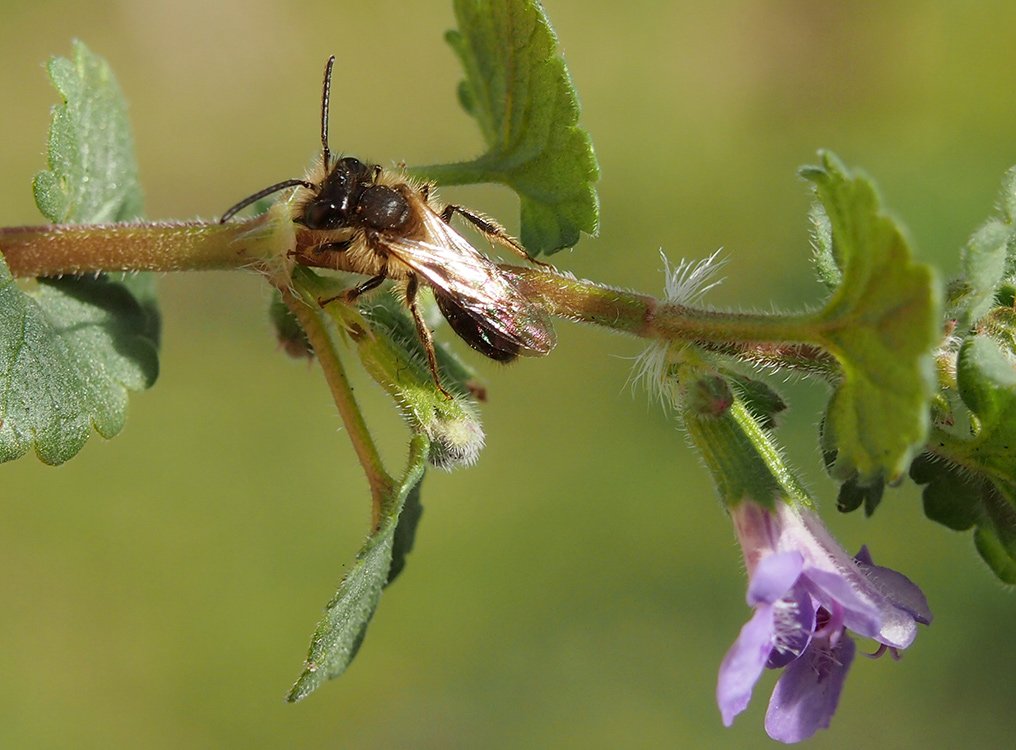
(289, 235, 836, 375)
(511, 268, 838, 374)
(505, 267, 815, 342)
(0, 215, 285, 276)
(407, 160, 495, 186)
(277, 279, 393, 527)
(1, 215, 837, 375)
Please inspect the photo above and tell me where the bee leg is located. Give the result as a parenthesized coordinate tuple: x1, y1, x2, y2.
(441, 204, 554, 270)
(317, 273, 386, 307)
(406, 275, 453, 400)
(316, 238, 353, 253)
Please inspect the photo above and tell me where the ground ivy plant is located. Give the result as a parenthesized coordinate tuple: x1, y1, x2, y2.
(1, 0, 1014, 743)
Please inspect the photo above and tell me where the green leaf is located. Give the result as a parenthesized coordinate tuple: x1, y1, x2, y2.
(288, 435, 429, 702)
(999, 165, 1016, 227)
(808, 202, 840, 291)
(981, 306, 1016, 358)
(269, 289, 313, 359)
(355, 296, 486, 469)
(293, 269, 486, 469)
(388, 479, 424, 585)
(0, 42, 158, 465)
(801, 151, 940, 484)
(835, 476, 884, 516)
(955, 220, 1010, 326)
(0, 270, 159, 464)
(910, 337, 1016, 583)
(953, 337, 1016, 483)
(909, 455, 982, 531)
(726, 372, 787, 431)
(33, 40, 143, 223)
(975, 524, 1016, 584)
(413, 0, 599, 254)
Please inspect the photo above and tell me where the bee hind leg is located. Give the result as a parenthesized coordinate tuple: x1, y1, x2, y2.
(406, 275, 453, 400)
(441, 204, 554, 269)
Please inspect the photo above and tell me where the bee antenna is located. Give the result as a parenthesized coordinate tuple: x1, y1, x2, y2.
(219, 178, 317, 223)
(320, 55, 336, 170)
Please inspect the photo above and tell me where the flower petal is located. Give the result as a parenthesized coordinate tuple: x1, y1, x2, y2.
(776, 505, 925, 647)
(855, 547, 932, 626)
(748, 551, 804, 606)
(764, 634, 856, 743)
(717, 606, 775, 726)
(803, 566, 882, 638)
(765, 584, 815, 669)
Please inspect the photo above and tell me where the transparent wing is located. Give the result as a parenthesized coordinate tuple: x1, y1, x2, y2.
(380, 206, 556, 357)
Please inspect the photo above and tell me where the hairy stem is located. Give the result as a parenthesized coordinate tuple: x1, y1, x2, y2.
(407, 161, 498, 187)
(292, 236, 837, 376)
(278, 281, 394, 526)
(0, 215, 285, 276)
(507, 268, 839, 375)
(0, 215, 837, 375)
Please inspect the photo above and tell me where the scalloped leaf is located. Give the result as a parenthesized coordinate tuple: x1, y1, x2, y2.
(952, 336, 1016, 484)
(801, 151, 939, 485)
(955, 220, 1009, 326)
(0, 270, 158, 464)
(33, 41, 143, 223)
(288, 435, 429, 702)
(413, 0, 599, 254)
(809, 201, 840, 291)
(910, 337, 1016, 583)
(0, 41, 159, 464)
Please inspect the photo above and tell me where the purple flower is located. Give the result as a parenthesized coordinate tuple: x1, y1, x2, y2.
(717, 501, 932, 743)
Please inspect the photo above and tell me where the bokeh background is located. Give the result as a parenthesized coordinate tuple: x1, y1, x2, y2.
(2, 1, 1015, 748)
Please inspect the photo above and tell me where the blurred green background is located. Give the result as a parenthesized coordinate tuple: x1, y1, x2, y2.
(2, 1, 1015, 748)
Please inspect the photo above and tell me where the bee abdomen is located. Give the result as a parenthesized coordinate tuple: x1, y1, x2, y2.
(434, 292, 521, 363)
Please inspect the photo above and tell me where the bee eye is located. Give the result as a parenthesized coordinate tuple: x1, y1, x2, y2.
(302, 200, 343, 229)
(339, 157, 367, 177)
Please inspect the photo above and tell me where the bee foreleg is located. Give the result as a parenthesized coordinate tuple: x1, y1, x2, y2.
(316, 238, 353, 253)
(344, 273, 387, 302)
(317, 273, 386, 307)
(406, 275, 452, 400)
(441, 204, 554, 269)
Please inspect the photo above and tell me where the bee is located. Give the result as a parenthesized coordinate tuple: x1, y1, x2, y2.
(221, 56, 556, 396)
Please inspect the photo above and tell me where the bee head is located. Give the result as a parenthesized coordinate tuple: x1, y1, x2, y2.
(299, 157, 373, 229)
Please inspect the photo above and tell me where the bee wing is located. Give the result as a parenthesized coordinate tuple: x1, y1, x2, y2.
(380, 207, 556, 357)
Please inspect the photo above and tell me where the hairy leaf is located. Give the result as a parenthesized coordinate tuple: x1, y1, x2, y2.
(809, 202, 839, 291)
(33, 41, 143, 223)
(294, 269, 486, 469)
(288, 435, 429, 701)
(801, 151, 939, 485)
(413, 0, 599, 254)
(269, 289, 313, 359)
(726, 372, 787, 431)
(0, 271, 158, 463)
(910, 337, 1016, 583)
(955, 220, 1010, 326)
(0, 41, 159, 464)
(952, 337, 1016, 484)
(388, 479, 424, 585)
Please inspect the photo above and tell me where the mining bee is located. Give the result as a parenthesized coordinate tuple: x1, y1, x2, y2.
(221, 56, 557, 396)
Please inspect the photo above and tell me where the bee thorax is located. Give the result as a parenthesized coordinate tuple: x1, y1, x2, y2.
(357, 185, 412, 232)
